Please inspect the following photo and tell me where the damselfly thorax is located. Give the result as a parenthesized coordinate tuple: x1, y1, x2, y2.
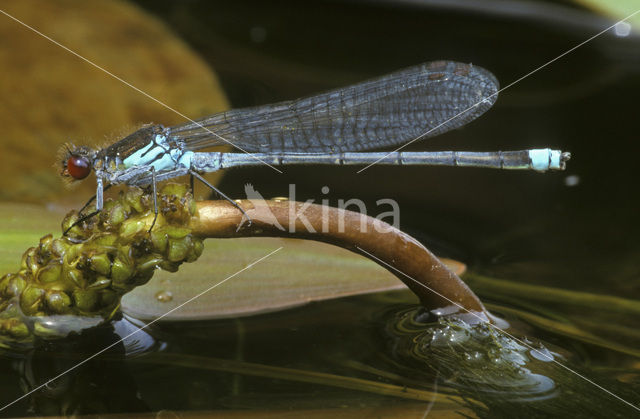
(64, 125, 193, 186)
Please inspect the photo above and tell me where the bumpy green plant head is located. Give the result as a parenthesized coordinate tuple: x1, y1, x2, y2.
(0, 184, 203, 350)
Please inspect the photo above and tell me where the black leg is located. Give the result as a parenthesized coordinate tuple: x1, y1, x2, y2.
(77, 184, 112, 215)
(63, 182, 112, 236)
(63, 209, 101, 236)
(189, 170, 252, 226)
(149, 168, 158, 232)
(189, 173, 195, 195)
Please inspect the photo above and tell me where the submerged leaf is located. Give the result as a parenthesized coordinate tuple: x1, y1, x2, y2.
(121, 237, 465, 321)
(122, 238, 405, 321)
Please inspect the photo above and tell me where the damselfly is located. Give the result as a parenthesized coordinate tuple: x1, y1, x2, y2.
(60, 61, 570, 232)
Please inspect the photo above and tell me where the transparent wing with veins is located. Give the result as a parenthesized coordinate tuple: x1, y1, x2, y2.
(167, 61, 499, 154)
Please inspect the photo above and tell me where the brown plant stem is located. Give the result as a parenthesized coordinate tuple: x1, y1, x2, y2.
(191, 200, 489, 322)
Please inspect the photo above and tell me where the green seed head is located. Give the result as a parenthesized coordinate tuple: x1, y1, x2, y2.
(158, 260, 180, 273)
(137, 256, 164, 274)
(72, 288, 98, 312)
(0, 184, 204, 349)
(187, 240, 204, 263)
(160, 183, 189, 198)
(100, 289, 118, 307)
(92, 233, 118, 248)
(63, 243, 83, 265)
(132, 269, 155, 287)
(124, 188, 146, 213)
(150, 228, 169, 253)
(45, 290, 72, 314)
(165, 226, 192, 240)
(120, 218, 147, 239)
(62, 265, 85, 289)
(22, 247, 39, 274)
(50, 238, 69, 257)
(0, 274, 26, 298)
(89, 252, 111, 276)
(1, 319, 29, 339)
(37, 263, 63, 284)
(106, 202, 127, 226)
(88, 276, 112, 291)
(38, 234, 54, 257)
(111, 253, 135, 286)
(20, 285, 45, 315)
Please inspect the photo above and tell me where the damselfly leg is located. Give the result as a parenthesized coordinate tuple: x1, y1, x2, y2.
(149, 168, 158, 232)
(63, 184, 113, 236)
(189, 170, 252, 227)
(64, 169, 251, 235)
(75, 184, 112, 215)
(63, 208, 102, 236)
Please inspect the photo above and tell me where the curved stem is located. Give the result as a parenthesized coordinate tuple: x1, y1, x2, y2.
(191, 200, 489, 322)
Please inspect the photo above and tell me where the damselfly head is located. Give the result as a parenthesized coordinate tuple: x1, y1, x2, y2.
(59, 143, 94, 181)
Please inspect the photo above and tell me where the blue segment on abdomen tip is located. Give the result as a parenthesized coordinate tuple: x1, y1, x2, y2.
(529, 149, 551, 171)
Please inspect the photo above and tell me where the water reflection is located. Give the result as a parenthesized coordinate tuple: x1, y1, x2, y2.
(380, 304, 639, 417)
(1, 297, 638, 417)
(383, 307, 558, 401)
(5, 317, 155, 416)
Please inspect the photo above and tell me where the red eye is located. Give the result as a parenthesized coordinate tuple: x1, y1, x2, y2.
(66, 155, 91, 180)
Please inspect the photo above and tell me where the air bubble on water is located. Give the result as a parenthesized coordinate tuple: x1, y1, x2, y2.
(155, 290, 173, 302)
(530, 347, 554, 362)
